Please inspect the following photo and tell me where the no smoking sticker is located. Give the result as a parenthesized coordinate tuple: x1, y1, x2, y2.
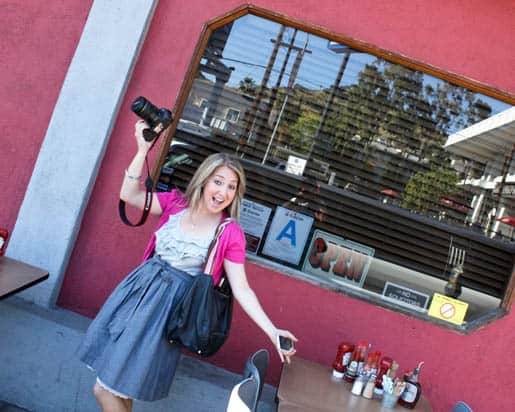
(428, 293, 468, 325)
(439, 303, 455, 319)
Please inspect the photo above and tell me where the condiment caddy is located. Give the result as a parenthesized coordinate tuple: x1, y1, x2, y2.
(331, 339, 425, 409)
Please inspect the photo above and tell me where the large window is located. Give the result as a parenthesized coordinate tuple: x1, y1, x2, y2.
(156, 6, 515, 330)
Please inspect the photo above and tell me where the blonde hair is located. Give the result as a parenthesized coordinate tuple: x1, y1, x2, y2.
(185, 153, 246, 220)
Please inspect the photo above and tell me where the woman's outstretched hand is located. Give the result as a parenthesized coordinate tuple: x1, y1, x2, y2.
(272, 329, 298, 364)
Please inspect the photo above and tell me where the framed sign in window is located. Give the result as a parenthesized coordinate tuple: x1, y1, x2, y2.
(303, 230, 375, 288)
(382, 281, 430, 311)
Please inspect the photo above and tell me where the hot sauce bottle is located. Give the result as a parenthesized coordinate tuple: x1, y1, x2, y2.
(344, 341, 367, 382)
(371, 351, 381, 375)
(362, 353, 375, 375)
(332, 342, 354, 379)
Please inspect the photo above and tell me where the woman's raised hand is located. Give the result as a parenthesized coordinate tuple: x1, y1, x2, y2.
(134, 120, 154, 155)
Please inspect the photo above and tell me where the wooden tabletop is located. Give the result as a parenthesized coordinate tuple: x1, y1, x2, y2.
(0, 256, 49, 299)
(277, 357, 432, 412)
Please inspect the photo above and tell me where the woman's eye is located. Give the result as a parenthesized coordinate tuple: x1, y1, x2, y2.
(228, 184, 237, 191)
(213, 179, 222, 185)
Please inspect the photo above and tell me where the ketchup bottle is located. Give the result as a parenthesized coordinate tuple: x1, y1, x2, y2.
(374, 356, 393, 393)
(0, 229, 8, 256)
(332, 342, 354, 379)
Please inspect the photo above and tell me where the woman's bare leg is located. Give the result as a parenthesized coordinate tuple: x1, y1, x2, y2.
(123, 398, 133, 411)
(93, 382, 130, 412)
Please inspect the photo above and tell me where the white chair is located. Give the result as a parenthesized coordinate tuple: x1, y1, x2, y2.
(226, 377, 258, 412)
(242, 349, 269, 412)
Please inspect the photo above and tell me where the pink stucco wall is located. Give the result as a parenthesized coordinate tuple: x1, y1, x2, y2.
(0, 0, 93, 235)
(3, 1, 515, 411)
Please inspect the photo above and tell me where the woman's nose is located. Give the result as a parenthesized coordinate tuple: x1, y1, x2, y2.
(218, 185, 228, 196)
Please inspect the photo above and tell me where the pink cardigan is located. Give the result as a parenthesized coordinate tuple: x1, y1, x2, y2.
(142, 189, 246, 285)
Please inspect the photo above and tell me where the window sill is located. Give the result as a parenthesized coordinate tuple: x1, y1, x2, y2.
(246, 254, 507, 334)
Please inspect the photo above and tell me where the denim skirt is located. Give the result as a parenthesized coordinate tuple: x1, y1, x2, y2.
(78, 255, 193, 401)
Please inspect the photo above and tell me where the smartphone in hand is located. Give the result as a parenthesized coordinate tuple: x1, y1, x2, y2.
(277, 335, 294, 353)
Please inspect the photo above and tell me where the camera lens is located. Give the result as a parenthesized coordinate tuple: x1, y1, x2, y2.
(131, 96, 161, 128)
(131, 96, 173, 142)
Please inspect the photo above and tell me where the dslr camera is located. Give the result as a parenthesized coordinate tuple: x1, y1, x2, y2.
(131, 96, 173, 142)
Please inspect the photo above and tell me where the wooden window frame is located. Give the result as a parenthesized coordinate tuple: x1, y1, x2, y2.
(152, 4, 515, 315)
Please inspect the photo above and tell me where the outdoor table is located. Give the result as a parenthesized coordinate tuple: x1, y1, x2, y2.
(277, 357, 432, 412)
(0, 256, 49, 299)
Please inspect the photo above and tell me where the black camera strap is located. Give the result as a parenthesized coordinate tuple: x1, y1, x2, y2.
(119, 156, 154, 227)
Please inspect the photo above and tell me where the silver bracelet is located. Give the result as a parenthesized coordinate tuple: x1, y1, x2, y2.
(125, 168, 142, 181)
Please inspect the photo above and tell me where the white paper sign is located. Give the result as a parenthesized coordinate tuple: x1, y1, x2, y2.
(262, 206, 314, 265)
(285, 155, 307, 176)
(239, 199, 272, 253)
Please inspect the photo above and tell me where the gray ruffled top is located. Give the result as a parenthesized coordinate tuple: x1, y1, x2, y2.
(154, 209, 211, 275)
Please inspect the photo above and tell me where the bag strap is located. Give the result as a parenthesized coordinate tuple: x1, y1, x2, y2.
(203, 218, 233, 283)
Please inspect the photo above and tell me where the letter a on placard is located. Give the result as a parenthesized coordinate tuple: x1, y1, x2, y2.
(276, 219, 297, 246)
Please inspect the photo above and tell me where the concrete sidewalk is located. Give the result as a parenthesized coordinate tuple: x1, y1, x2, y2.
(0, 297, 277, 412)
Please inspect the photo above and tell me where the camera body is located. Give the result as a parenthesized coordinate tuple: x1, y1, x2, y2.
(277, 335, 294, 353)
(131, 96, 173, 141)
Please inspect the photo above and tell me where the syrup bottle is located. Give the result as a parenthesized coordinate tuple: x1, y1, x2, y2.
(445, 265, 463, 298)
(398, 362, 424, 409)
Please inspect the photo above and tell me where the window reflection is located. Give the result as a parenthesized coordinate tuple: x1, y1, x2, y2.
(157, 13, 514, 312)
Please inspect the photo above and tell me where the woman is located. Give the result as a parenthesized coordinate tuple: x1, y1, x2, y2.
(78, 119, 298, 412)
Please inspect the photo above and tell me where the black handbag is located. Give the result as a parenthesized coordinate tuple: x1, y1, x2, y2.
(166, 218, 234, 357)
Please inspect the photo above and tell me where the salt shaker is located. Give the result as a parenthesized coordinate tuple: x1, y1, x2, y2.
(351, 372, 366, 396)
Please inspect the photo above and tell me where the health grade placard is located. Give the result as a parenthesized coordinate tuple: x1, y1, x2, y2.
(262, 207, 314, 265)
(428, 293, 469, 325)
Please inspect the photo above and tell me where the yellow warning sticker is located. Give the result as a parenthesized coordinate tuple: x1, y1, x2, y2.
(428, 293, 469, 325)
